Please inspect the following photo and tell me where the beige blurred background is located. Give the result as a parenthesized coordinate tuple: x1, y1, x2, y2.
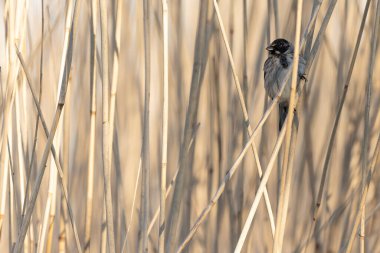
(0, 0, 379, 252)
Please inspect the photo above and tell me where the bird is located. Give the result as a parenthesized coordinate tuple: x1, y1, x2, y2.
(263, 38, 306, 130)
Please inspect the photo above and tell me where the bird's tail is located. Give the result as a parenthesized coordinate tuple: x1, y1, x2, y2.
(279, 103, 288, 131)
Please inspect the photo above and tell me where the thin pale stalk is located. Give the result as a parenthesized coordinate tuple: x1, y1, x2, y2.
(14, 1, 82, 247)
(46, 51, 68, 253)
(308, 0, 371, 247)
(164, 1, 209, 252)
(15, 80, 27, 250)
(108, 0, 122, 166)
(272, 0, 303, 252)
(159, 0, 169, 252)
(138, 0, 151, 251)
(213, 0, 275, 235)
(237, 0, 248, 238)
(84, 0, 98, 251)
(0, 68, 5, 235)
(234, 123, 287, 253)
(0, 131, 10, 236)
(22, 0, 44, 229)
(121, 158, 142, 253)
(0, 0, 19, 235)
(107, 3, 122, 247)
(99, 0, 116, 251)
(276, 118, 299, 251)
(146, 124, 199, 237)
(13, 104, 63, 253)
(344, 134, 380, 253)
(36, 195, 52, 253)
(360, 0, 380, 250)
(176, 3, 329, 245)
(299, 2, 343, 251)
(175, 85, 289, 252)
(273, 0, 279, 36)
(101, 201, 107, 253)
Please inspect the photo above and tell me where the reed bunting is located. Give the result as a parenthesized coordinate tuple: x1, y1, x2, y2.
(263, 38, 306, 130)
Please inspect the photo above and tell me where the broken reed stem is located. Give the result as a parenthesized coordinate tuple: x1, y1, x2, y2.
(213, 0, 275, 235)
(272, 0, 303, 252)
(99, 0, 116, 251)
(84, 0, 98, 251)
(159, 0, 169, 252)
(139, 0, 151, 251)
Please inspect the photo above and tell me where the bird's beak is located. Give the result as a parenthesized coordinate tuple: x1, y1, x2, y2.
(266, 46, 274, 52)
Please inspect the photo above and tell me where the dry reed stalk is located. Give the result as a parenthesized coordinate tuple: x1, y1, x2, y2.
(17, 1, 30, 251)
(272, 0, 303, 252)
(9, 148, 16, 250)
(15, 76, 28, 253)
(120, 158, 142, 253)
(101, 202, 107, 253)
(234, 1, 325, 246)
(159, 0, 169, 252)
(15, 47, 82, 253)
(107, 6, 122, 247)
(212, 0, 276, 236)
(177, 0, 335, 248)
(205, 47, 219, 253)
(59, 214, 66, 253)
(224, 2, 239, 247)
(44, 59, 69, 253)
(164, 1, 209, 252)
(13, 0, 82, 249)
(303, 0, 371, 251)
(267, 0, 272, 41)
(108, 0, 124, 251)
(273, 0, 279, 36)
(0, 0, 19, 235)
(178, 86, 291, 253)
(36, 191, 52, 253)
(145, 124, 199, 238)
(57, 57, 73, 253)
(0, 129, 10, 237)
(138, 0, 151, 251)
(344, 134, 380, 253)
(99, 0, 116, 251)
(22, 2, 44, 249)
(234, 121, 287, 253)
(176, 78, 290, 252)
(360, 0, 380, 251)
(84, 0, 98, 251)
(350, 0, 380, 251)
(13, 74, 66, 253)
(108, 0, 122, 169)
(0, 60, 8, 237)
